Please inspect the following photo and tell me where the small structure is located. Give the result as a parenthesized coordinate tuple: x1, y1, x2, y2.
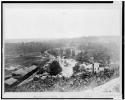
(85, 64, 93, 73)
(80, 62, 100, 74)
(5, 77, 18, 87)
(99, 67, 105, 72)
(79, 63, 86, 71)
(40, 72, 48, 80)
(12, 68, 28, 79)
(5, 65, 38, 87)
(25, 65, 37, 73)
(5, 74, 12, 80)
(98, 64, 106, 72)
(22, 65, 38, 80)
(93, 63, 100, 73)
(12, 65, 38, 81)
(13, 69, 27, 76)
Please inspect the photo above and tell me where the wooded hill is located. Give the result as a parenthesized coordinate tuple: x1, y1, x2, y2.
(5, 36, 120, 62)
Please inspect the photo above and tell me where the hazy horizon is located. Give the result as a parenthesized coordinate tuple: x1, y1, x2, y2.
(5, 35, 120, 43)
(5, 35, 120, 40)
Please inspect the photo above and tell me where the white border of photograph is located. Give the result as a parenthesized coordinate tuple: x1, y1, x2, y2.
(2, 1, 123, 99)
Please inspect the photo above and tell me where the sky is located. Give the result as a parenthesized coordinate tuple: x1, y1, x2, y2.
(3, 2, 122, 39)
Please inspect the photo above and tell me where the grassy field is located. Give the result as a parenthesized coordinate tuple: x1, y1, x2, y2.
(5, 56, 41, 67)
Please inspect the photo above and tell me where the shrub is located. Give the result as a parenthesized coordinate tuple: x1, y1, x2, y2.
(48, 60, 62, 76)
(73, 63, 80, 74)
(33, 77, 39, 81)
(37, 67, 45, 74)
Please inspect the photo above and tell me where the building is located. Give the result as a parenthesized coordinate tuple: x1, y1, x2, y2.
(5, 77, 18, 87)
(7, 65, 38, 87)
(21, 65, 38, 80)
(79, 63, 86, 71)
(93, 63, 100, 73)
(25, 65, 37, 73)
(13, 68, 27, 75)
(12, 68, 28, 79)
(12, 65, 38, 83)
(85, 64, 93, 73)
(5, 74, 12, 80)
(79, 62, 100, 74)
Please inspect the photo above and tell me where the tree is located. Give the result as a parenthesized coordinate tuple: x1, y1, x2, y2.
(48, 60, 62, 76)
(41, 48, 46, 54)
(5, 41, 65, 56)
(107, 56, 110, 65)
(65, 48, 71, 58)
(72, 50, 75, 58)
(37, 67, 45, 74)
(73, 63, 80, 74)
(48, 49, 58, 57)
(91, 47, 111, 65)
(75, 51, 90, 63)
(60, 48, 63, 57)
(78, 44, 84, 51)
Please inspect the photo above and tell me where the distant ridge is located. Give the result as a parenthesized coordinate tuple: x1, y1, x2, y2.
(5, 35, 120, 43)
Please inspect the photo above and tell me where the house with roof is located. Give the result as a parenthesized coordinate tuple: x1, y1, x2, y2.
(12, 65, 38, 80)
(12, 68, 28, 79)
(21, 65, 38, 80)
(5, 77, 18, 87)
(5, 65, 38, 87)
(25, 65, 37, 73)
(78, 61, 100, 74)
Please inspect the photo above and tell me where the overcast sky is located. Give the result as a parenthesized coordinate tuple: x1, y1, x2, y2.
(3, 2, 122, 39)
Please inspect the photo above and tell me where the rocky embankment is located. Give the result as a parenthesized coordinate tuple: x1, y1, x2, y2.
(82, 77, 120, 93)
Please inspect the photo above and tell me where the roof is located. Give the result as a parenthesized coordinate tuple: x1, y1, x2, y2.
(94, 62, 100, 64)
(26, 65, 37, 73)
(5, 77, 17, 85)
(13, 69, 27, 76)
(13, 65, 37, 76)
(79, 64, 86, 69)
(85, 64, 93, 68)
(94, 63, 99, 68)
(5, 74, 12, 78)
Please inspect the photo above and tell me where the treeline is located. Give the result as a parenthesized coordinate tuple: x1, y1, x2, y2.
(48, 48, 75, 59)
(5, 41, 65, 56)
(5, 36, 120, 60)
(77, 42, 120, 63)
(48, 42, 119, 65)
(63, 35, 120, 46)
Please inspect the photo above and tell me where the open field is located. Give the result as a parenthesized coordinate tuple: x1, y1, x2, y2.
(5, 56, 41, 68)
